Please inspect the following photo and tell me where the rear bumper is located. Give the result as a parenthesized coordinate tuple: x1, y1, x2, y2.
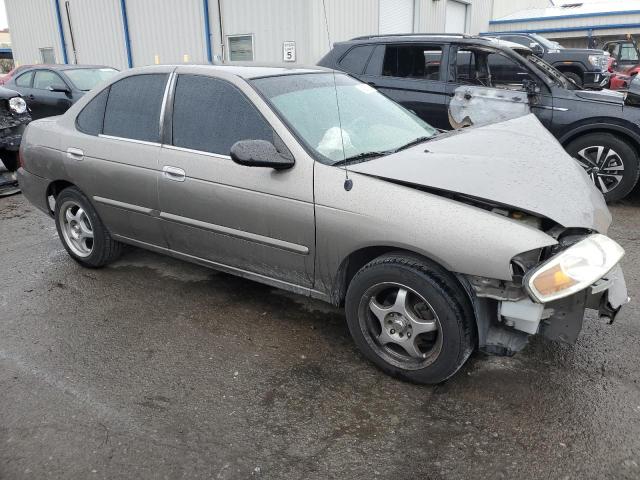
(17, 167, 51, 215)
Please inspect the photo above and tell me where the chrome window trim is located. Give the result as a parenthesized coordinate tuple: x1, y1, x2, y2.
(161, 143, 231, 160)
(159, 71, 176, 140)
(98, 134, 161, 147)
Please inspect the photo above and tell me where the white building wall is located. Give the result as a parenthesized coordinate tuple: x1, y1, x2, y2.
(5, 0, 61, 65)
(6, 0, 500, 69)
(62, 0, 127, 69)
(126, 0, 208, 66)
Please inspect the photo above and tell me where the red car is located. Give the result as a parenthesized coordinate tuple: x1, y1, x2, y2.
(604, 39, 640, 90)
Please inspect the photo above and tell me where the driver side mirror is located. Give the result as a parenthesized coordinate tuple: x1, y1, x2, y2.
(529, 43, 544, 56)
(230, 140, 294, 170)
(48, 84, 71, 94)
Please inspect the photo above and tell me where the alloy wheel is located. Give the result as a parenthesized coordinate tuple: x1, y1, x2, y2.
(358, 282, 442, 370)
(574, 145, 625, 194)
(59, 200, 94, 258)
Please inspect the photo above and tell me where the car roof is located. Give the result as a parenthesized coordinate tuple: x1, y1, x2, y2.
(19, 64, 117, 72)
(130, 63, 333, 79)
(338, 34, 530, 54)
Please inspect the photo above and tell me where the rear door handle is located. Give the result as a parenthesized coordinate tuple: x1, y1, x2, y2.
(28, 94, 35, 100)
(66, 147, 84, 160)
(162, 165, 186, 182)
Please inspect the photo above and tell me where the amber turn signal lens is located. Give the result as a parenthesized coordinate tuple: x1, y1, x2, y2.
(531, 264, 577, 296)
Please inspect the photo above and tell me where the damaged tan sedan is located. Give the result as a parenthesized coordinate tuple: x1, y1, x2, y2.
(17, 66, 629, 383)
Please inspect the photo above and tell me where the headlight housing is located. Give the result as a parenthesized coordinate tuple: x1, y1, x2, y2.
(525, 234, 624, 303)
(588, 54, 608, 71)
(8, 96, 27, 115)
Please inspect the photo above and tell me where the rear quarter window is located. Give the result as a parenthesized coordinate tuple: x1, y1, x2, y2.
(339, 45, 375, 74)
(76, 88, 110, 136)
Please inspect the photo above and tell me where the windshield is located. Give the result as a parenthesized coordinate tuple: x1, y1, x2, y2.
(531, 33, 564, 50)
(64, 68, 118, 91)
(251, 73, 437, 165)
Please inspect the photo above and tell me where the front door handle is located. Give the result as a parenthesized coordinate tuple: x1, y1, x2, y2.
(162, 165, 186, 182)
(66, 147, 84, 160)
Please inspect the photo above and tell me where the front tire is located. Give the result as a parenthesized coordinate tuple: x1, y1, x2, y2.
(562, 71, 583, 87)
(566, 132, 640, 202)
(54, 186, 122, 268)
(345, 253, 476, 384)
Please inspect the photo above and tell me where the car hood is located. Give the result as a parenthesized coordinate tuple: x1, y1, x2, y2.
(349, 114, 611, 232)
(0, 85, 20, 99)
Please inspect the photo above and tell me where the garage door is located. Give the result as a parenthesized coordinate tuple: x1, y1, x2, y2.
(445, 0, 468, 34)
(379, 0, 414, 34)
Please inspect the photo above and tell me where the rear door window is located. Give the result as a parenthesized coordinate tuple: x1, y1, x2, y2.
(339, 45, 375, 74)
(382, 45, 443, 80)
(102, 73, 168, 143)
(15, 71, 33, 87)
(171, 75, 274, 156)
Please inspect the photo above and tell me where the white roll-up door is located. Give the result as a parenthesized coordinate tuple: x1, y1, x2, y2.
(445, 1, 468, 34)
(379, 0, 414, 34)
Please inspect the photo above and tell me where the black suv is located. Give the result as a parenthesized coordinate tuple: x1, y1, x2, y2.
(482, 33, 609, 88)
(319, 34, 640, 201)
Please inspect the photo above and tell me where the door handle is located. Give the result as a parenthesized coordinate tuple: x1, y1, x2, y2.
(28, 94, 35, 100)
(162, 165, 186, 182)
(66, 147, 84, 160)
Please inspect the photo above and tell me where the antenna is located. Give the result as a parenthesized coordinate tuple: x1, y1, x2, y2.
(321, 0, 353, 191)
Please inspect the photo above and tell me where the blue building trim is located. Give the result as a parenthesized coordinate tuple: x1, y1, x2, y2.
(119, 0, 133, 68)
(53, 0, 68, 64)
(203, 0, 213, 63)
(490, 10, 640, 25)
(486, 23, 640, 35)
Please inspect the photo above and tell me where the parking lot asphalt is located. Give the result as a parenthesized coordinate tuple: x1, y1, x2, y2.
(1, 190, 639, 480)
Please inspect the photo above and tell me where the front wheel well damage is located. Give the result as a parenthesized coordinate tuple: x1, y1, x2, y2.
(333, 246, 481, 346)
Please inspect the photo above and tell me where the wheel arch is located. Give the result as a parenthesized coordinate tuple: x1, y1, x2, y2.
(45, 179, 77, 215)
(333, 245, 481, 346)
(559, 124, 640, 157)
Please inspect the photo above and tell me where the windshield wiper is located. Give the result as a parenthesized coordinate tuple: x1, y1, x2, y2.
(392, 136, 433, 153)
(332, 151, 390, 167)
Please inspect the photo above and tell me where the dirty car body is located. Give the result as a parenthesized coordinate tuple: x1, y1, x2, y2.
(17, 65, 629, 383)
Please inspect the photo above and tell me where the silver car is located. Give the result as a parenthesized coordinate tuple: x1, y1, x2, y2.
(17, 65, 629, 384)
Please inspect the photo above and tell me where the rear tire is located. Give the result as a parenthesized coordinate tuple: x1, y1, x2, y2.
(566, 132, 640, 202)
(54, 186, 122, 268)
(345, 253, 476, 384)
(0, 150, 18, 171)
(562, 71, 583, 87)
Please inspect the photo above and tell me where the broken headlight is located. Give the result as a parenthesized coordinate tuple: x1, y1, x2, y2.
(8, 97, 27, 115)
(525, 234, 624, 303)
